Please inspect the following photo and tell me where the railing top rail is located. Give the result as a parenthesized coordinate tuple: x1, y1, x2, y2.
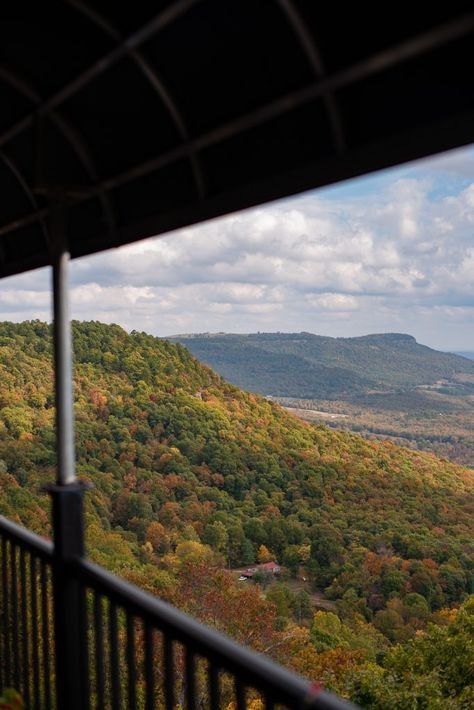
(74, 557, 357, 710)
(0, 515, 53, 559)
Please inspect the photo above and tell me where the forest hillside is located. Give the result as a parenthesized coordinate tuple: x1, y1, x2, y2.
(0, 321, 472, 704)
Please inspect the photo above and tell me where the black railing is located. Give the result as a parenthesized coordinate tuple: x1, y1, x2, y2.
(0, 515, 356, 709)
(0, 517, 55, 709)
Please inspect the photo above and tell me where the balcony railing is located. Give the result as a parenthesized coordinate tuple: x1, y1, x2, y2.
(0, 517, 54, 708)
(0, 514, 356, 709)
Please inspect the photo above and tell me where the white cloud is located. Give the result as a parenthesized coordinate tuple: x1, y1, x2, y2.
(1, 147, 473, 349)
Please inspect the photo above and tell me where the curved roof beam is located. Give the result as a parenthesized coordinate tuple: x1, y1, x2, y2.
(275, 0, 345, 153)
(0, 0, 201, 151)
(2, 11, 474, 242)
(0, 150, 37, 210)
(2, 1, 471, 166)
(0, 148, 48, 249)
(0, 65, 116, 237)
(67, 0, 205, 198)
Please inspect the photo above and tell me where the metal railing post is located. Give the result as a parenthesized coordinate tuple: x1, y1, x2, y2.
(47, 206, 88, 710)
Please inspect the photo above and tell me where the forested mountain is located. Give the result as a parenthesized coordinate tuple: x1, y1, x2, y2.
(170, 331, 474, 469)
(169, 332, 474, 399)
(0, 321, 473, 704)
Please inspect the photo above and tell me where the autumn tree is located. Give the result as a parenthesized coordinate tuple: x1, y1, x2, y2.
(257, 544, 273, 563)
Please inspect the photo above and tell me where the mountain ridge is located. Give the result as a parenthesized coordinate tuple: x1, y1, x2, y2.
(168, 330, 474, 399)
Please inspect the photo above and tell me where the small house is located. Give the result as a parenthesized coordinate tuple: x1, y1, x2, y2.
(238, 561, 281, 579)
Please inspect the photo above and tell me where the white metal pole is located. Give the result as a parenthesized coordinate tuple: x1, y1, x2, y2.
(52, 226, 76, 486)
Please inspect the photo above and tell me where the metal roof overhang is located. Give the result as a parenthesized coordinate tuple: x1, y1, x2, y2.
(1, 1, 474, 278)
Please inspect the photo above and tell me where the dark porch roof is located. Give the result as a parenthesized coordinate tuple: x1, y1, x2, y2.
(1, 2, 474, 278)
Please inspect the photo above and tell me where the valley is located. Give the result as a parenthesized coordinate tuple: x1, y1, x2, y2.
(276, 395, 474, 468)
(172, 331, 474, 468)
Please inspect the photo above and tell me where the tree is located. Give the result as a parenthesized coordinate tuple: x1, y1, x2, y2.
(202, 521, 228, 554)
(373, 608, 405, 643)
(145, 520, 169, 553)
(266, 584, 292, 619)
(163, 541, 217, 569)
(439, 563, 467, 603)
(311, 612, 346, 652)
(283, 545, 302, 577)
(257, 544, 273, 563)
(310, 525, 344, 567)
(252, 570, 273, 589)
(349, 596, 474, 708)
(240, 538, 256, 565)
(292, 590, 313, 623)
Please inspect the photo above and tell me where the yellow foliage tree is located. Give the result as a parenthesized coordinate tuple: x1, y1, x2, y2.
(257, 544, 273, 563)
(145, 521, 169, 553)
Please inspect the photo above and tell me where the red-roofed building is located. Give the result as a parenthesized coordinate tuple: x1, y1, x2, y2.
(238, 561, 281, 579)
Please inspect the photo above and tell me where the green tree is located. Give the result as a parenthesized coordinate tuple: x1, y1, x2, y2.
(203, 521, 228, 553)
(350, 596, 474, 708)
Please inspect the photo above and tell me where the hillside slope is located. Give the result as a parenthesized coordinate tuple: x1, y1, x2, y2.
(455, 351, 474, 360)
(169, 332, 474, 398)
(0, 320, 472, 618)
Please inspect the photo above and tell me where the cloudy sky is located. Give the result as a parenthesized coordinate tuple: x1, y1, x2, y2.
(1, 145, 474, 351)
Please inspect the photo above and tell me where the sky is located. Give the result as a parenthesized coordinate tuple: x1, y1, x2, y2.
(1, 145, 474, 351)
